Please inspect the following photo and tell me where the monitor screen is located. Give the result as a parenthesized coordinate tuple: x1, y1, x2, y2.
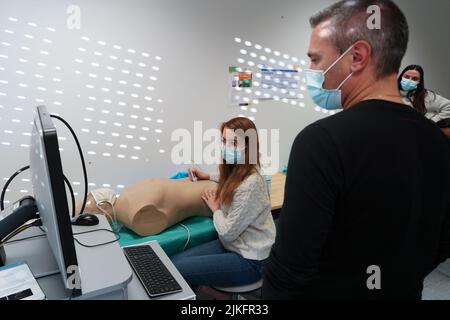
(30, 106, 81, 295)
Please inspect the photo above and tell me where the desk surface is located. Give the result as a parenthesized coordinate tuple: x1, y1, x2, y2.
(3, 215, 194, 300)
(270, 173, 286, 211)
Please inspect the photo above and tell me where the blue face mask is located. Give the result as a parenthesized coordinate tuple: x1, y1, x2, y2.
(401, 78, 419, 92)
(222, 146, 243, 164)
(305, 45, 354, 110)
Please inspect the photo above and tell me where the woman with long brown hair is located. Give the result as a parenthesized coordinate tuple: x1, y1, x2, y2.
(398, 65, 450, 122)
(171, 117, 276, 293)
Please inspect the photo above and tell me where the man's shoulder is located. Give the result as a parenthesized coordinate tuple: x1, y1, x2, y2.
(294, 100, 403, 145)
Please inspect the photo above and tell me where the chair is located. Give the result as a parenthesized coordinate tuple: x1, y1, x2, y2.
(213, 279, 263, 300)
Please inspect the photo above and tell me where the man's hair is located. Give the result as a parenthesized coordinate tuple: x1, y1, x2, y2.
(310, 0, 409, 79)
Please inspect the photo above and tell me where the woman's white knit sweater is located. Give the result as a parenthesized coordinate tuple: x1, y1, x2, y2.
(210, 172, 276, 261)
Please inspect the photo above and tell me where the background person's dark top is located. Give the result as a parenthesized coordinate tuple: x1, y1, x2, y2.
(263, 100, 450, 300)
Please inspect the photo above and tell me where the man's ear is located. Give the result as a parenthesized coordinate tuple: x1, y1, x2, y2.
(350, 40, 372, 73)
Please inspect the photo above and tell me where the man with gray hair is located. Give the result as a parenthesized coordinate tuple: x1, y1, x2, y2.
(263, 0, 450, 299)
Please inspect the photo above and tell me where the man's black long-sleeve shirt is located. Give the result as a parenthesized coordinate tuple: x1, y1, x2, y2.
(263, 100, 450, 300)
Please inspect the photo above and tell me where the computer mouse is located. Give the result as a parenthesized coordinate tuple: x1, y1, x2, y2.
(71, 214, 99, 226)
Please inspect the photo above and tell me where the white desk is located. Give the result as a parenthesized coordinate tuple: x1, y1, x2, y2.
(3, 215, 195, 300)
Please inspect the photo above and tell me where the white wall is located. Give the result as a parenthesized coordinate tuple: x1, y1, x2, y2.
(0, 0, 449, 207)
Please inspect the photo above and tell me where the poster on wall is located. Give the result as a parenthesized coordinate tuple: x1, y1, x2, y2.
(260, 67, 301, 100)
(229, 66, 253, 107)
(229, 66, 253, 88)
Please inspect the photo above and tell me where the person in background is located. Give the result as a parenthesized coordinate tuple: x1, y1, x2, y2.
(437, 118, 450, 139)
(171, 117, 275, 297)
(399, 65, 450, 122)
(263, 0, 450, 300)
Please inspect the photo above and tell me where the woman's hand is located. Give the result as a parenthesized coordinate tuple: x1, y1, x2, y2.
(189, 167, 210, 181)
(202, 190, 221, 213)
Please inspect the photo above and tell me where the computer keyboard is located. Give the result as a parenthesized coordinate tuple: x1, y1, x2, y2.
(123, 245, 182, 298)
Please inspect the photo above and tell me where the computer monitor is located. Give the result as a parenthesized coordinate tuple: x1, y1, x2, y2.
(29, 105, 81, 295)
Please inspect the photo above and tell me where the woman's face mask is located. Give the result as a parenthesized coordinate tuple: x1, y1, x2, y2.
(401, 78, 419, 92)
(222, 146, 244, 164)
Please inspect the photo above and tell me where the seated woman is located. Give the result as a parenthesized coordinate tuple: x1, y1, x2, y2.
(398, 65, 450, 122)
(171, 117, 276, 295)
